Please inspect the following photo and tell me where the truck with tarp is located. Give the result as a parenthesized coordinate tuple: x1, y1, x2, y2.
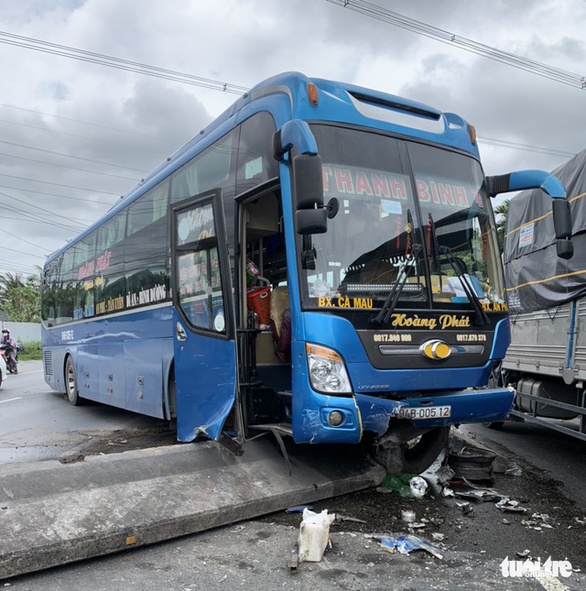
(501, 148, 586, 441)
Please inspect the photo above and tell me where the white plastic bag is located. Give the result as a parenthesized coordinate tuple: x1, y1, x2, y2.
(298, 508, 335, 562)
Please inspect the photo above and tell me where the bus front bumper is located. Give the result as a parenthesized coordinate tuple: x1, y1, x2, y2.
(293, 386, 514, 444)
(355, 386, 515, 436)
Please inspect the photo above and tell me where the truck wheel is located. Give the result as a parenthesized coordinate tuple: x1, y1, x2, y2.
(485, 421, 505, 430)
(65, 356, 84, 406)
(374, 426, 450, 474)
(484, 365, 507, 430)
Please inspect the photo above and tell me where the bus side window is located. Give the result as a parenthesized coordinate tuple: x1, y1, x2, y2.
(127, 180, 169, 237)
(236, 112, 278, 194)
(72, 233, 97, 320)
(170, 130, 238, 204)
(54, 248, 75, 325)
(125, 182, 170, 310)
(42, 259, 60, 326)
(95, 211, 127, 317)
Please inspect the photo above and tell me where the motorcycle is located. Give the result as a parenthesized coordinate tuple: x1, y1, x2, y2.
(0, 342, 18, 374)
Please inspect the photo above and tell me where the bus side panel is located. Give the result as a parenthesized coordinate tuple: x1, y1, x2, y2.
(76, 343, 99, 397)
(94, 342, 125, 407)
(124, 338, 172, 419)
(42, 341, 69, 393)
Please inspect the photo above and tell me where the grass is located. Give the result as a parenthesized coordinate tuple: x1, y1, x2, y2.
(18, 341, 43, 361)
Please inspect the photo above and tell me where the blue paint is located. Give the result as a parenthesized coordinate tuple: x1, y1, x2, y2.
(567, 300, 578, 369)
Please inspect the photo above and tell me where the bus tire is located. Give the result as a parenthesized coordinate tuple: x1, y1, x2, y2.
(65, 356, 84, 406)
(374, 426, 450, 474)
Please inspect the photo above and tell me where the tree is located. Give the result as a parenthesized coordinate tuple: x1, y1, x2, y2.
(2, 285, 41, 322)
(493, 199, 509, 253)
(0, 270, 42, 322)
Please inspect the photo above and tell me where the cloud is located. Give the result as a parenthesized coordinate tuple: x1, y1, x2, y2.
(0, 0, 584, 275)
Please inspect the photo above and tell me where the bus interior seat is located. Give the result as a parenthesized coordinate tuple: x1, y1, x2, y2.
(270, 286, 291, 362)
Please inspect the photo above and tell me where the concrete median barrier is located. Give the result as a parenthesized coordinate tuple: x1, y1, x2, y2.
(0, 438, 385, 579)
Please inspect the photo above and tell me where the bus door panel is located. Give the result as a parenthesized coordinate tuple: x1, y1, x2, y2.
(172, 189, 238, 442)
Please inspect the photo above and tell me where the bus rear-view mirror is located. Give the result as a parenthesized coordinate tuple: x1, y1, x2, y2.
(293, 154, 327, 234)
(486, 170, 573, 260)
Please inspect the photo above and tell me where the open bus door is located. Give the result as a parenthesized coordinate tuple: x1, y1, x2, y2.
(171, 189, 240, 443)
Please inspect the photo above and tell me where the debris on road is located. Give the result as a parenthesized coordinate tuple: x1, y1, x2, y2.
(297, 509, 335, 563)
(286, 505, 313, 513)
(408, 476, 428, 498)
(378, 534, 444, 560)
(522, 513, 554, 530)
(448, 447, 496, 484)
(452, 485, 501, 502)
(496, 498, 529, 513)
(335, 513, 367, 524)
(456, 501, 474, 515)
(377, 473, 428, 498)
(289, 548, 299, 573)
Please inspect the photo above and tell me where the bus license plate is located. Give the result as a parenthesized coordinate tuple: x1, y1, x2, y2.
(396, 405, 451, 420)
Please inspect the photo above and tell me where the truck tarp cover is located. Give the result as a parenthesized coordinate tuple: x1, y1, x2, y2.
(504, 148, 586, 313)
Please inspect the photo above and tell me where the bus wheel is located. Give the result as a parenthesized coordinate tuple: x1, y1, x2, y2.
(65, 356, 83, 406)
(374, 426, 450, 474)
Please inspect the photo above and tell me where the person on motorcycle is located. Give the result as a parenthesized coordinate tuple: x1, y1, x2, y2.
(1, 329, 18, 374)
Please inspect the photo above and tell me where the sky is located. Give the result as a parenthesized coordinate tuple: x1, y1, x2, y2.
(0, 0, 584, 278)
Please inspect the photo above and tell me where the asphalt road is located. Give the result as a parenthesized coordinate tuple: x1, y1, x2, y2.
(1, 363, 585, 590)
(463, 419, 586, 509)
(0, 360, 173, 464)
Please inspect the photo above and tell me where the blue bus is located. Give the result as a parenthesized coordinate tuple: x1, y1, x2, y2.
(41, 72, 571, 472)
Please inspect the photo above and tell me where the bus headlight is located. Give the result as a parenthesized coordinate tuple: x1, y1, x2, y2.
(306, 344, 352, 394)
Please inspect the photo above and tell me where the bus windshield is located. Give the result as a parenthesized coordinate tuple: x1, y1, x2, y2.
(300, 125, 505, 312)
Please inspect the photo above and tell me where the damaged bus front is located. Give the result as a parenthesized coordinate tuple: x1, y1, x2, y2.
(272, 103, 571, 473)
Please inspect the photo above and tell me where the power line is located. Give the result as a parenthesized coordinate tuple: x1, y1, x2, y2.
(477, 136, 576, 158)
(0, 259, 40, 274)
(0, 172, 122, 197)
(0, 31, 250, 94)
(0, 243, 45, 259)
(0, 102, 177, 145)
(0, 190, 92, 233)
(0, 227, 51, 253)
(0, 151, 139, 182)
(0, 138, 150, 174)
(0, 213, 87, 229)
(0, 117, 165, 155)
(0, 183, 115, 213)
(326, 0, 586, 90)
(0, 27, 574, 162)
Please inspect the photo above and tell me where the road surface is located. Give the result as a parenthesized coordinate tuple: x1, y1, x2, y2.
(1, 362, 585, 590)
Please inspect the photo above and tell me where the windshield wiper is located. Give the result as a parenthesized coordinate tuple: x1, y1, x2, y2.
(428, 212, 489, 327)
(370, 244, 423, 325)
